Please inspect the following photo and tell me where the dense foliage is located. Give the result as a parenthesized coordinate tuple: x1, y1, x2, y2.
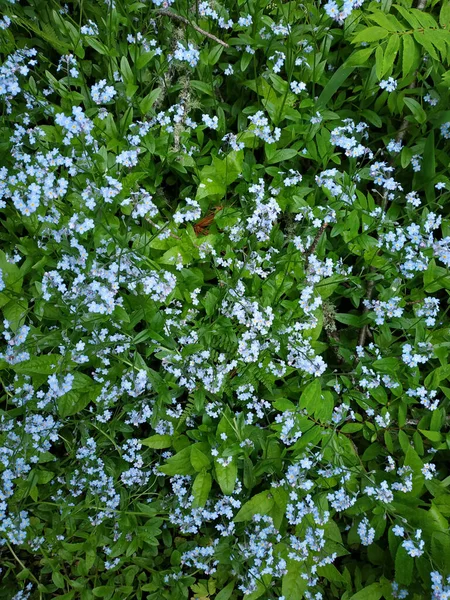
(1, 0, 450, 598)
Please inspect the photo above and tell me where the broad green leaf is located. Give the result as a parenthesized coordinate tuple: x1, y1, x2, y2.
(14, 355, 62, 374)
(234, 490, 275, 522)
(300, 379, 321, 413)
(215, 458, 237, 495)
(281, 561, 308, 600)
(191, 446, 211, 471)
(159, 446, 195, 476)
(141, 435, 172, 449)
(57, 392, 91, 418)
(395, 545, 414, 586)
(192, 471, 212, 507)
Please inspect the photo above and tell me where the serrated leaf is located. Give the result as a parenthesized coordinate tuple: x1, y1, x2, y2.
(440, 0, 450, 28)
(345, 47, 375, 66)
(352, 27, 389, 44)
(402, 35, 418, 77)
(368, 10, 404, 31)
(381, 34, 400, 77)
(375, 45, 384, 80)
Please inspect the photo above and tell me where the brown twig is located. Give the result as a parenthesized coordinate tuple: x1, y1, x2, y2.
(305, 222, 328, 258)
(156, 9, 230, 48)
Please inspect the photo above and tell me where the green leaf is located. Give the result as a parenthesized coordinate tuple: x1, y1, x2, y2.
(431, 530, 450, 571)
(191, 80, 214, 97)
(403, 97, 426, 124)
(208, 44, 223, 65)
(139, 88, 162, 114)
(57, 392, 90, 418)
(215, 458, 237, 495)
(300, 379, 321, 413)
(141, 435, 172, 449)
(402, 34, 419, 77)
(395, 545, 413, 585)
(2, 299, 27, 331)
(349, 583, 383, 600)
(317, 66, 355, 108)
(281, 561, 308, 600)
(136, 51, 155, 69)
(191, 446, 211, 471)
(381, 34, 400, 77)
(352, 27, 389, 44)
(93, 587, 114, 598)
(241, 52, 253, 72)
(345, 47, 375, 67)
(215, 581, 235, 600)
(440, 0, 450, 28)
(159, 446, 195, 476)
(419, 429, 442, 443)
(192, 471, 212, 507)
(196, 150, 243, 200)
(14, 355, 62, 375)
(375, 45, 384, 80)
(234, 490, 275, 522)
(85, 37, 109, 55)
(267, 148, 297, 164)
(202, 288, 220, 316)
(120, 56, 134, 84)
(404, 445, 425, 496)
(368, 10, 404, 31)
